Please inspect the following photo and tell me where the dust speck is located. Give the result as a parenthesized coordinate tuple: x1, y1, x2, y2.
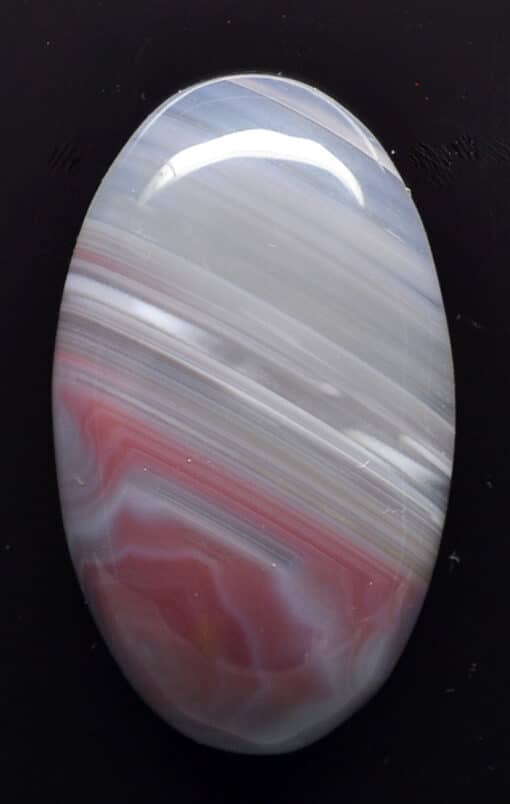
(448, 550, 461, 572)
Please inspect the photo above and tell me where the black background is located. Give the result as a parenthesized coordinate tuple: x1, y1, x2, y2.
(2, 1, 509, 801)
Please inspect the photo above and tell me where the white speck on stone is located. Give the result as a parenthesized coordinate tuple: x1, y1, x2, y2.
(72, 475, 86, 486)
(319, 382, 340, 397)
(186, 457, 192, 463)
(271, 562, 277, 568)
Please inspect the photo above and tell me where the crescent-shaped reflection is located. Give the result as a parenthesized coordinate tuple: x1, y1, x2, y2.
(139, 128, 364, 207)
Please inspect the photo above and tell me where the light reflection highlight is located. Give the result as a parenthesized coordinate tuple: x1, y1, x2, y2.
(139, 128, 364, 206)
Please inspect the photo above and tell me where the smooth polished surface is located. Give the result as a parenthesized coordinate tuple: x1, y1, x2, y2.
(52, 74, 455, 753)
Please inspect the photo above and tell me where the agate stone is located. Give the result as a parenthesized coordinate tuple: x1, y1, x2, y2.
(52, 74, 455, 753)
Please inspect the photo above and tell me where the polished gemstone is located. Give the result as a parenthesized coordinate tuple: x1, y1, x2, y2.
(52, 74, 455, 753)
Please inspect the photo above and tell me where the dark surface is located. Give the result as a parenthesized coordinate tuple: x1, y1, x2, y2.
(2, 1, 509, 801)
